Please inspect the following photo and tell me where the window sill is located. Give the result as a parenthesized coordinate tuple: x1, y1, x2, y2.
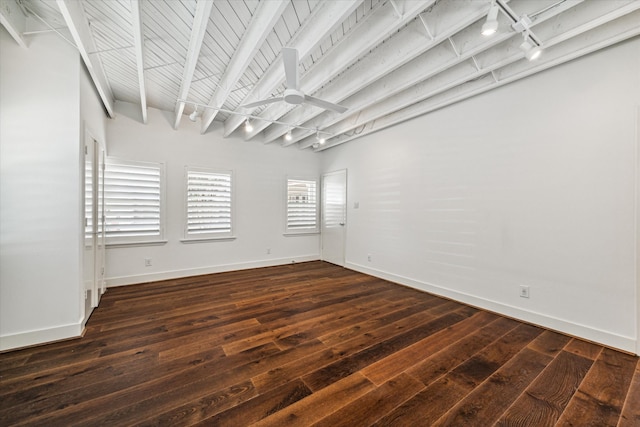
(283, 231, 320, 236)
(106, 240, 168, 248)
(180, 236, 237, 243)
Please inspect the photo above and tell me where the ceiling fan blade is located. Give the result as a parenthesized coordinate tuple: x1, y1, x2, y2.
(303, 95, 348, 114)
(241, 97, 283, 109)
(282, 47, 299, 90)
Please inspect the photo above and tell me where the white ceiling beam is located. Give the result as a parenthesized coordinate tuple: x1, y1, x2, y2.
(0, 0, 27, 48)
(267, 0, 493, 145)
(56, 0, 115, 117)
(242, 0, 436, 140)
(283, 0, 584, 147)
(298, 0, 616, 149)
(312, 8, 640, 151)
(131, 0, 148, 124)
(172, 0, 214, 130)
(314, 58, 500, 144)
(495, 4, 640, 79)
(200, 0, 289, 135)
(531, 0, 640, 45)
(313, 0, 638, 148)
(222, 0, 363, 137)
(389, 0, 403, 19)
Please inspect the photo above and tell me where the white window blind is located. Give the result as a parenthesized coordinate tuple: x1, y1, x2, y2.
(84, 159, 93, 242)
(84, 155, 104, 242)
(104, 159, 164, 244)
(286, 178, 318, 233)
(185, 168, 233, 239)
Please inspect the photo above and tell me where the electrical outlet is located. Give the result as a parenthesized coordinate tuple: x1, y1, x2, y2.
(519, 285, 530, 298)
(144, 258, 152, 267)
(367, 254, 372, 262)
(267, 248, 271, 254)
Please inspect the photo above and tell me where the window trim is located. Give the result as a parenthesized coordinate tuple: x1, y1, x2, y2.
(104, 158, 166, 247)
(182, 166, 235, 243)
(284, 176, 320, 236)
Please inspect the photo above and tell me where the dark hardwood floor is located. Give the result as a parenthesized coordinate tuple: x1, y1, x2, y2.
(1, 261, 638, 426)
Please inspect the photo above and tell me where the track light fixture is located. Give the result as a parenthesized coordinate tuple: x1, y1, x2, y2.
(519, 32, 542, 61)
(284, 129, 293, 142)
(179, 99, 338, 141)
(481, 0, 499, 36)
(189, 106, 199, 122)
(512, 14, 543, 61)
(316, 130, 326, 145)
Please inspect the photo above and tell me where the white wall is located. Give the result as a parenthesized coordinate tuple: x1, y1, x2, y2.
(0, 29, 83, 350)
(81, 63, 107, 146)
(105, 104, 321, 285)
(322, 38, 640, 354)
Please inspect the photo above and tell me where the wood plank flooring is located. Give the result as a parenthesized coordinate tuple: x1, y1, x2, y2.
(1, 261, 638, 426)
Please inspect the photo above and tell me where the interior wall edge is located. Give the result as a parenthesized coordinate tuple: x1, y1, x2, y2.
(0, 27, 83, 345)
(636, 104, 640, 356)
(105, 254, 321, 287)
(347, 261, 637, 355)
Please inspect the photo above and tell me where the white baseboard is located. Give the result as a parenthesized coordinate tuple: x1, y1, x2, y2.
(8, 259, 629, 354)
(0, 322, 84, 352)
(346, 262, 637, 355)
(106, 255, 321, 287)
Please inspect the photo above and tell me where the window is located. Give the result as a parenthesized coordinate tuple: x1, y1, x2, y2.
(286, 178, 318, 234)
(184, 167, 234, 240)
(104, 159, 165, 245)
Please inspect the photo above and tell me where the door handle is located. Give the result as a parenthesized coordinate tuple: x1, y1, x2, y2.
(339, 222, 345, 226)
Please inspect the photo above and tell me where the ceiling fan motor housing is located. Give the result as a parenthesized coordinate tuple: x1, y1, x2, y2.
(283, 88, 305, 105)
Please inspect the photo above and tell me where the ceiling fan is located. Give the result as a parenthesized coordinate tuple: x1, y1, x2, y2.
(241, 47, 348, 114)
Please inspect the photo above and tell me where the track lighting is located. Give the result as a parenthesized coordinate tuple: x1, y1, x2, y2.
(284, 129, 293, 142)
(512, 15, 542, 61)
(520, 33, 542, 61)
(189, 106, 199, 122)
(481, 0, 499, 36)
(179, 99, 341, 139)
(316, 130, 326, 145)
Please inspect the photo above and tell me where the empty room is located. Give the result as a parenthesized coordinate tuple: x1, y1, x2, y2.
(1, 0, 639, 425)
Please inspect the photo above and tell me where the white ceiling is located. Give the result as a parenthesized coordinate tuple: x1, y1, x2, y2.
(4, 0, 640, 151)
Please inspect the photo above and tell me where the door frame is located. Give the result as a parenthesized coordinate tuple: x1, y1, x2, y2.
(635, 106, 639, 356)
(321, 169, 347, 267)
(83, 126, 106, 309)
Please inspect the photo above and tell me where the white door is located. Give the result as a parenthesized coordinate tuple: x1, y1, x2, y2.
(321, 169, 347, 266)
(84, 133, 106, 309)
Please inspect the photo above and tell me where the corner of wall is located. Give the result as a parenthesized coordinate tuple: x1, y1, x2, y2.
(347, 262, 637, 354)
(0, 322, 84, 352)
(106, 255, 320, 287)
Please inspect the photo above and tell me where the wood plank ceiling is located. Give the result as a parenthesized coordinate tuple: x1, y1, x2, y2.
(5, 0, 640, 152)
